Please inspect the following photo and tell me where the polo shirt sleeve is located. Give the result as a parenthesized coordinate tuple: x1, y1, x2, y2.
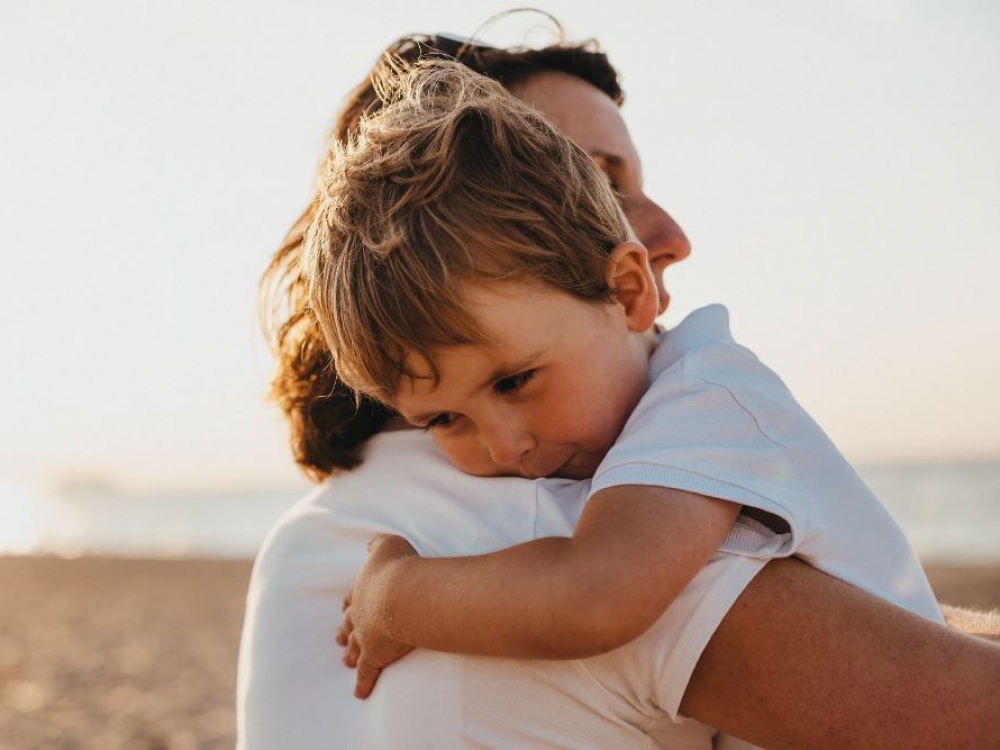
(590, 368, 804, 559)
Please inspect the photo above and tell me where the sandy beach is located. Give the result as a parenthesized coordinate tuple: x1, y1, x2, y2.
(1, 556, 998, 749)
(0, 557, 249, 750)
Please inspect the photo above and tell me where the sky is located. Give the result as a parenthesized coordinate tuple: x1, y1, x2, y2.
(1, 0, 998, 496)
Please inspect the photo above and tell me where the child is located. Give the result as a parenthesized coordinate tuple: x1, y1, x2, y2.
(303, 60, 944, 699)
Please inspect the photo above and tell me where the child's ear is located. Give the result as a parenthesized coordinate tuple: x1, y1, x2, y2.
(605, 242, 659, 332)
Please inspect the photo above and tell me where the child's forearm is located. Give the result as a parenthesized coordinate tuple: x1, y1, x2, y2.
(382, 535, 627, 659)
(379, 486, 741, 659)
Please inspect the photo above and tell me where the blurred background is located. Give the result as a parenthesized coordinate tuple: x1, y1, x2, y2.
(1, 1, 998, 747)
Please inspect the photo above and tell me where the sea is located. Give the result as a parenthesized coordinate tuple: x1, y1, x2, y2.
(1, 461, 997, 563)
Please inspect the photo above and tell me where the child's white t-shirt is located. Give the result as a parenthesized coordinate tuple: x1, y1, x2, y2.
(591, 304, 943, 623)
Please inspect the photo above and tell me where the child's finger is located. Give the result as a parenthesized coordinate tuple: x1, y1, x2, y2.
(344, 635, 360, 668)
(336, 613, 355, 646)
(354, 660, 382, 699)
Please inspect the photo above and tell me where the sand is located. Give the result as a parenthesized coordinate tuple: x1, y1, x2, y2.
(1, 556, 998, 749)
(0, 557, 250, 750)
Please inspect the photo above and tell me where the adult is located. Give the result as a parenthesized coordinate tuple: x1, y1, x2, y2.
(239, 31, 1000, 750)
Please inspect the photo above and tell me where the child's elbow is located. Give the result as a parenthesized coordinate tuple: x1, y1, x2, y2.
(556, 583, 663, 657)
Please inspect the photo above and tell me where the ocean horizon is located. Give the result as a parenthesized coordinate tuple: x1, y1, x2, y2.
(2, 459, 998, 563)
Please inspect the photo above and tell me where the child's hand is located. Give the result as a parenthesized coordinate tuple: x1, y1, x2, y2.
(337, 534, 419, 698)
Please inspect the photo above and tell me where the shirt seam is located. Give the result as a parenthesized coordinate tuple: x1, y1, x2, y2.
(662, 366, 811, 530)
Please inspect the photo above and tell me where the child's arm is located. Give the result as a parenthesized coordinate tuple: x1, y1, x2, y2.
(342, 486, 740, 697)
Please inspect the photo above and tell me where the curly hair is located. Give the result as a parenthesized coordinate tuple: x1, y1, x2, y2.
(259, 30, 624, 479)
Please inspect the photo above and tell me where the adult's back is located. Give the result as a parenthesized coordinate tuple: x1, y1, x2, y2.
(237, 430, 764, 748)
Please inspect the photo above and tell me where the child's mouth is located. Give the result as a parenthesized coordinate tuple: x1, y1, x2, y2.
(520, 453, 576, 480)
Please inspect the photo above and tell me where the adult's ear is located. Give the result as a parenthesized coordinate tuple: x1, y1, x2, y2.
(605, 241, 659, 332)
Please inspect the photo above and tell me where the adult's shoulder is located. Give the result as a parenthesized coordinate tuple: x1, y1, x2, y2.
(254, 429, 568, 572)
(238, 431, 459, 749)
(249, 431, 443, 590)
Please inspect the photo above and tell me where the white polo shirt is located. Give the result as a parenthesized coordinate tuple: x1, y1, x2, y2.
(237, 429, 767, 749)
(593, 304, 942, 623)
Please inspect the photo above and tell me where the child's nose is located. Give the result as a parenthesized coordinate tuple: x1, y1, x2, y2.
(484, 422, 533, 468)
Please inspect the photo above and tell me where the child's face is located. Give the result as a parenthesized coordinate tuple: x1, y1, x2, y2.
(394, 249, 657, 480)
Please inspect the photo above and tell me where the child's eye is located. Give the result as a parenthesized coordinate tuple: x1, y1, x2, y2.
(494, 369, 536, 395)
(422, 413, 457, 431)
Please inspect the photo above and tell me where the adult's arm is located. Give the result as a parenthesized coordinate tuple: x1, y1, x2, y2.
(681, 557, 1000, 750)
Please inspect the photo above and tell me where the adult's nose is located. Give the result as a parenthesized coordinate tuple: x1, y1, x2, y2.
(632, 195, 691, 271)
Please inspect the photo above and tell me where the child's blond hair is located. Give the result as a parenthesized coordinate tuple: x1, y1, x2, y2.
(304, 60, 630, 403)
